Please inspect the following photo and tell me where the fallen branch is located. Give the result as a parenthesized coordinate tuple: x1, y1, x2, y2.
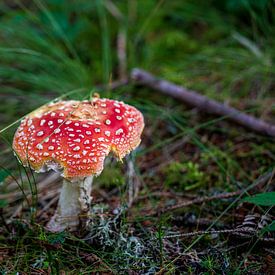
(163, 227, 254, 239)
(164, 228, 275, 244)
(151, 170, 274, 215)
(131, 68, 275, 137)
(157, 191, 241, 215)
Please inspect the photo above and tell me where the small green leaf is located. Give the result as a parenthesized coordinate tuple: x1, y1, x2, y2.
(0, 199, 8, 208)
(48, 231, 67, 244)
(242, 192, 275, 206)
(261, 221, 275, 233)
(0, 169, 10, 183)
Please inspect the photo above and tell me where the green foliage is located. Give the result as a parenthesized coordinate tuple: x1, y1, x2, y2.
(262, 220, 275, 233)
(164, 161, 205, 191)
(242, 192, 275, 206)
(47, 231, 67, 245)
(0, 169, 10, 183)
(94, 162, 125, 189)
(0, 199, 8, 208)
(200, 255, 217, 273)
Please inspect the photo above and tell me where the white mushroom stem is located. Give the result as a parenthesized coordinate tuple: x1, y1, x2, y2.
(47, 176, 93, 232)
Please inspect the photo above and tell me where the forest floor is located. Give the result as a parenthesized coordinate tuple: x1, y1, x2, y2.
(0, 1, 274, 274)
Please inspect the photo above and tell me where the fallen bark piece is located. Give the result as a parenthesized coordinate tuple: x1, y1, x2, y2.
(131, 68, 275, 137)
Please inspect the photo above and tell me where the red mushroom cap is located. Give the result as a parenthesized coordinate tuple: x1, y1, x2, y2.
(13, 98, 144, 178)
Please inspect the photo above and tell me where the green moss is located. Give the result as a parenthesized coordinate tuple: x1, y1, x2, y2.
(164, 161, 206, 191)
(94, 163, 125, 189)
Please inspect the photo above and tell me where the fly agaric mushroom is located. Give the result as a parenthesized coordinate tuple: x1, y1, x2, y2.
(13, 97, 144, 232)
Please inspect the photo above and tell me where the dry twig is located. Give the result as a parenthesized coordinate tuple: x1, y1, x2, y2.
(164, 227, 255, 239)
(157, 191, 241, 215)
(131, 68, 275, 137)
(151, 170, 274, 215)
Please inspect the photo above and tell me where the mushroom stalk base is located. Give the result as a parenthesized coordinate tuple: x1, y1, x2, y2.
(47, 176, 93, 232)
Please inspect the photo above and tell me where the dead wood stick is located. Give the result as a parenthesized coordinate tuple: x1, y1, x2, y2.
(131, 68, 275, 137)
(158, 191, 241, 215)
(163, 227, 254, 239)
(153, 170, 273, 215)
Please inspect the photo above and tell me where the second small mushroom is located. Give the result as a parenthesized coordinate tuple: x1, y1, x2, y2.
(13, 97, 144, 232)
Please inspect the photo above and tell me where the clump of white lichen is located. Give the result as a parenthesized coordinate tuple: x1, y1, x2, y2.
(84, 205, 160, 274)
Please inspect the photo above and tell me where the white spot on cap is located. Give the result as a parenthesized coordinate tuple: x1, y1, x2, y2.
(48, 146, 54, 150)
(101, 103, 107, 107)
(84, 140, 89, 145)
(116, 116, 122, 120)
(40, 119, 46, 126)
(86, 131, 91, 135)
(27, 119, 32, 126)
(128, 118, 135, 123)
(54, 128, 61, 134)
(83, 150, 88, 156)
(75, 123, 79, 126)
(114, 102, 120, 107)
(36, 144, 43, 150)
(115, 108, 120, 113)
(68, 128, 74, 132)
(50, 112, 56, 117)
(98, 137, 105, 142)
(95, 128, 100, 133)
(74, 138, 81, 143)
(105, 131, 110, 137)
(65, 121, 72, 125)
(105, 119, 111, 125)
(44, 137, 49, 142)
(43, 152, 49, 156)
(48, 121, 53, 126)
(69, 134, 75, 137)
(73, 146, 80, 151)
(37, 131, 44, 137)
(102, 111, 107, 114)
(58, 119, 63, 123)
(115, 128, 124, 135)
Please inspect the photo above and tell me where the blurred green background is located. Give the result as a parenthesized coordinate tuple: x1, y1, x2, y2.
(0, 0, 274, 128)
